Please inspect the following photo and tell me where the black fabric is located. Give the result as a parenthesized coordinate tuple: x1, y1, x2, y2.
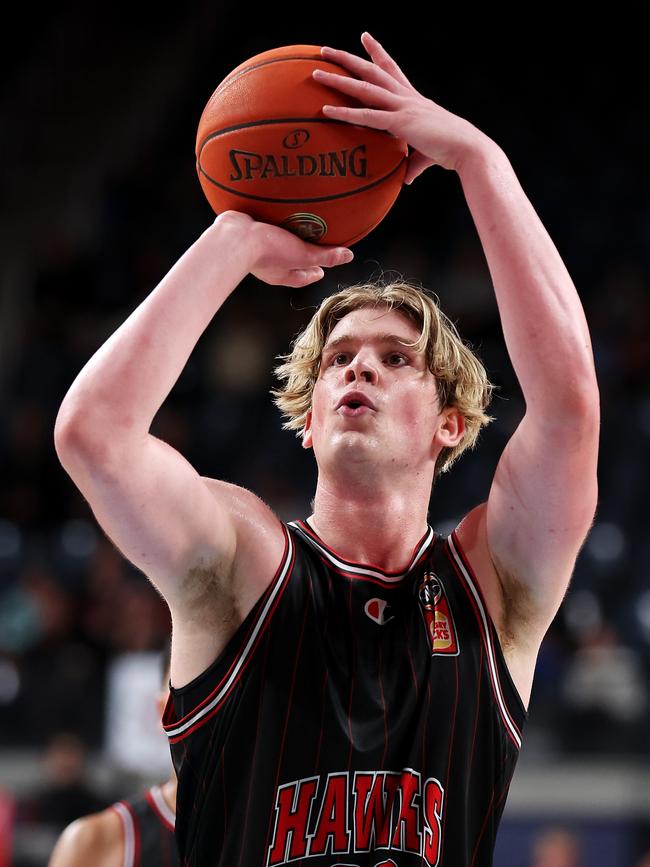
(117, 787, 181, 867)
(164, 519, 527, 866)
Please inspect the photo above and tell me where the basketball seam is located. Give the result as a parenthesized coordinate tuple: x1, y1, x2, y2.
(197, 116, 397, 152)
(212, 53, 341, 98)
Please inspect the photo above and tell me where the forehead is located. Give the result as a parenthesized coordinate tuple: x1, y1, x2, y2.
(325, 305, 420, 346)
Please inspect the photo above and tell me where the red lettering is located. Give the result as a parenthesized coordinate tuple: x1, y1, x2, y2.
(353, 772, 400, 849)
(423, 778, 444, 866)
(391, 770, 421, 853)
(267, 778, 318, 865)
(309, 774, 350, 855)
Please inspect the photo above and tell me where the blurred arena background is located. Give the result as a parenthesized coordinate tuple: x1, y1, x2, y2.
(0, 4, 648, 866)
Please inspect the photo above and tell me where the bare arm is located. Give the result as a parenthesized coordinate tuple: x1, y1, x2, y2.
(54, 211, 353, 679)
(456, 145, 599, 630)
(308, 33, 599, 637)
(48, 811, 121, 867)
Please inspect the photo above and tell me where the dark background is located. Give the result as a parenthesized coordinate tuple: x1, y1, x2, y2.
(0, 4, 648, 865)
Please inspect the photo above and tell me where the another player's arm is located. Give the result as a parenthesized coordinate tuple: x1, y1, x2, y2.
(54, 212, 354, 680)
(47, 810, 122, 867)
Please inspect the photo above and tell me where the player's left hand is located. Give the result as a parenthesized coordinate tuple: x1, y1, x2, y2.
(312, 32, 495, 183)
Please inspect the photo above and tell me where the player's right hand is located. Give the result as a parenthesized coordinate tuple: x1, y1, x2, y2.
(216, 210, 354, 288)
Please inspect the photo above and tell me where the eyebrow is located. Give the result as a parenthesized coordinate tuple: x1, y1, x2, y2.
(322, 332, 419, 354)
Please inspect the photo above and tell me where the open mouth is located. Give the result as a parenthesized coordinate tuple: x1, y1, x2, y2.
(339, 403, 374, 416)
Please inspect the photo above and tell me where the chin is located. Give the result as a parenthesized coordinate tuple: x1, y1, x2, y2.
(325, 434, 383, 463)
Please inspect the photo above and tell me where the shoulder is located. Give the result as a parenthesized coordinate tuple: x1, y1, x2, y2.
(200, 477, 289, 598)
(201, 478, 287, 559)
(48, 807, 122, 867)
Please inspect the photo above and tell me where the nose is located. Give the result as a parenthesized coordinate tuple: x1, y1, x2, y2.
(344, 350, 378, 384)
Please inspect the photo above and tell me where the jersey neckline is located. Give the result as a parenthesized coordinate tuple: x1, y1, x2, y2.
(287, 516, 436, 582)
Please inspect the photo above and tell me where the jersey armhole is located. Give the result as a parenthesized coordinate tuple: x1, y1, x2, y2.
(447, 529, 528, 743)
(163, 520, 296, 742)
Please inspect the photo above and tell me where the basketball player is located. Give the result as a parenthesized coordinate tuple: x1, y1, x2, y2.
(53, 32, 600, 866)
(47, 640, 179, 867)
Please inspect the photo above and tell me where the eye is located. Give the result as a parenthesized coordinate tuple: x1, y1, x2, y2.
(387, 353, 408, 365)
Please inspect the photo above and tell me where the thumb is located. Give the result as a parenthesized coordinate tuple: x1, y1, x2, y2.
(294, 266, 325, 286)
(312, 245, 355, 267)
(404, 151, 436, 185)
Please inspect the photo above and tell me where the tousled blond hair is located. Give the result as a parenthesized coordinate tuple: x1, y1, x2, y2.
(270, 277, 496, 481)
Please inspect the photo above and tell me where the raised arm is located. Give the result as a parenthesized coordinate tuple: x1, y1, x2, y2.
(309, 32, 599, 655)
(54, 210, 353, 683)
(453, 144, 599, 631)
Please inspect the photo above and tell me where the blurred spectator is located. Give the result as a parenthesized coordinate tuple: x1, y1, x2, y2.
(526, 827, 582, 867)
(12, 732, 109, 867)
(47, 641, 178, 867)
(559, 624, 649, 753)
(18, 732, 106, 829)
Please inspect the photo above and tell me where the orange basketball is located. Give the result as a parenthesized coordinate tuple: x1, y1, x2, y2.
(195, 44, 408, 247)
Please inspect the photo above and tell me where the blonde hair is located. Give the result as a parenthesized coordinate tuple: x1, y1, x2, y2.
(270, 277, 496, 481)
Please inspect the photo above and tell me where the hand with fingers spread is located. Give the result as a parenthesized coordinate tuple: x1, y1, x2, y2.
(312, 32, 497, 183)
(218, 210, 354, 288)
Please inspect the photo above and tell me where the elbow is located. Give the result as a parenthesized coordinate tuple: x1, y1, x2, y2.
(573, 379, 600, 420)
(562, 377, 600, 422)
(54, 406, 113, 467)
(524, 377, 600, 434)
(555, 370, 600, 419)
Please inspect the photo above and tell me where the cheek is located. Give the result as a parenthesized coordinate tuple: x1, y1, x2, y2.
(310, 384, 328, 430)
(397, 385, 438, 432)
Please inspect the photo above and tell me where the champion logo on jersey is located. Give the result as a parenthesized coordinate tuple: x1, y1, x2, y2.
(417, 571, 460, 656)
(364, 598, 394, 625)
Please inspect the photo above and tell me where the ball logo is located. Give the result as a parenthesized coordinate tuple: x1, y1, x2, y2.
(281, 212, 327, 241)
(417, 572, 459, 657)
(283, 129, 310, 148)
(227, 144, 368, 182)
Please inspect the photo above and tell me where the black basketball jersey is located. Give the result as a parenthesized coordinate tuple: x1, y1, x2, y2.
(110, 784, 180, 867)
(163, 517, 527, 866)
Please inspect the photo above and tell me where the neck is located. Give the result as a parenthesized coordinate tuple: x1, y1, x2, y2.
(309, 476, 431, 574)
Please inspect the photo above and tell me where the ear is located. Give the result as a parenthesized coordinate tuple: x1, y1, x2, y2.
(302, 408, 313, 450)
(435, 406, 465, 449)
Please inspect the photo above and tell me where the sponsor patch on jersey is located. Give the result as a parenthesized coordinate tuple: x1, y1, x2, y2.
(417, 571, 460, 656)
